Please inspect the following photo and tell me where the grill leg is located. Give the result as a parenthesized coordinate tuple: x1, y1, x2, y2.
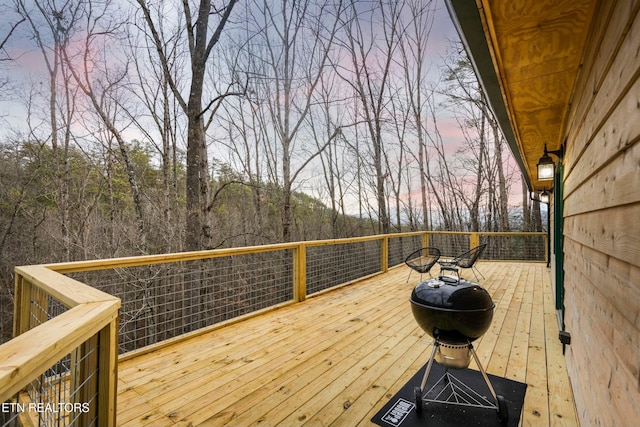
(419, 342, 439, 392)
(415, 341, 439, 416)
(470, 344, 509, 423)
(469, 343, 497, 401)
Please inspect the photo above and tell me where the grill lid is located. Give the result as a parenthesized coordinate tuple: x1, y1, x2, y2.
(410, 277, 494, 312)
(409, 277, 495, 343)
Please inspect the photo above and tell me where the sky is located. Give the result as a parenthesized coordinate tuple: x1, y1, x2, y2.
(0, 0, 459, 130)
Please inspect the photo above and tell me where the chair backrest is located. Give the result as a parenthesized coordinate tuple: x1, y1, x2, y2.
(455, 244, 486, 268)
(405, 247, 441, 270)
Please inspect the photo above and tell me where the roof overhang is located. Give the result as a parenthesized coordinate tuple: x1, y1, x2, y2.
(445, 0, 598, 191)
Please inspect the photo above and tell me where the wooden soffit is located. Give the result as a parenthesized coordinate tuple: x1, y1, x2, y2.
(447, 0, 598, 190)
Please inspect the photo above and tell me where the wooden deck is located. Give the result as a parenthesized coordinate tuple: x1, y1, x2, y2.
(116, 262, 578, 427)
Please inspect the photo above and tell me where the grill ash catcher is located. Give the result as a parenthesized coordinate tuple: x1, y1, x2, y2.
(410, 275, 508, 423)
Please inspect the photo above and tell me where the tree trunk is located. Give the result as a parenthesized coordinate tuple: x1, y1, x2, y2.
(522, 179, 531, 231)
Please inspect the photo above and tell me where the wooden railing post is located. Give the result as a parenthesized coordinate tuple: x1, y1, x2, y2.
(13, 274, 49, 337)
(97, 317, 119, 427)
(13, 273, 32, 337)
(422, 232, 429, 248)
(545, 233, 550, 265)
(381, 236, 389, 273)
(294, 244, 307, 302)
(470, 233, 480, 250)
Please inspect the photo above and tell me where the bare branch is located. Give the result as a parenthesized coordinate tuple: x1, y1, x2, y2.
(0, 18, 25, 60)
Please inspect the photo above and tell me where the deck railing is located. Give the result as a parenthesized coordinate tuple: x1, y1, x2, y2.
(0, 266, 120, 427)
(0, 231, 545, 426)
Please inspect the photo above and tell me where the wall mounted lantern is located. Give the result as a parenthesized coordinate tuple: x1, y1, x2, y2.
(529, 189, 549, 205)
(536, 144, 564, 181)
(539, 189, 550, 204)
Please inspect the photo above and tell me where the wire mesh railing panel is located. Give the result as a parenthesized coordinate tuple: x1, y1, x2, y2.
(68, 250, 294, 354)
(482, 235, 546, 261)
(428, 234, 470, 258)
(387, 235, 424, 268)
(28, 336, 98, 427)
(306, 240, 382, 295)
(27, 286, 69, 329)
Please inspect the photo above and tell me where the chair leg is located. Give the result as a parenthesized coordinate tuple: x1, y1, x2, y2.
(406, 269, 412, 283)
(472, 266, 485, 281)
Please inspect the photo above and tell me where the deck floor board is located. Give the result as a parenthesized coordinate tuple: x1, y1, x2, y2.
(117, 261, 578, 427)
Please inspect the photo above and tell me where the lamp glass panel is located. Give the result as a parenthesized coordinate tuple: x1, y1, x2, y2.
(540, 193, 550, 204)
(537, 163, 554, 180)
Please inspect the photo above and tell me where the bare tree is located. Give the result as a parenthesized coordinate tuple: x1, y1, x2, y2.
(488, 119, 511, 231)
(386, 92, 409, 231)
(337, 0, 408, 234)
(136, 0, 238, 250)
(398, 0, 436, 231)
(219, 94, 273, 244)
(308, 69, 362, 238)
(57, 0, 152, 252)
(122, 9, 187, 252)
(524, 179, 543, 232)
(439, 43, 513, 232)
(14, 0, 93, 258)
(246, 0, 343, 242)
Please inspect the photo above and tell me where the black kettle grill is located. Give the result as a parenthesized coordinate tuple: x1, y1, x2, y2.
(410, 276, 508, 423)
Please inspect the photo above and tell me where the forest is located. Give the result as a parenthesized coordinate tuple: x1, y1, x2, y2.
(0, 0, 545, 343)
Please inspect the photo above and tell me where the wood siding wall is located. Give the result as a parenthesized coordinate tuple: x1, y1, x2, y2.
(561, 1, 640, 426)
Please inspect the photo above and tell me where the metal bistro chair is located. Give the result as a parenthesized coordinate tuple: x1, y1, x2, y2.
(405, 247, 441, 283)
(438, 243, 487, 281)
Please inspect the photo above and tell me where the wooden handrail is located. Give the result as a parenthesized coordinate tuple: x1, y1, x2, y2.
(43, 231, 547, 274)
(15, 265, 120, 307)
